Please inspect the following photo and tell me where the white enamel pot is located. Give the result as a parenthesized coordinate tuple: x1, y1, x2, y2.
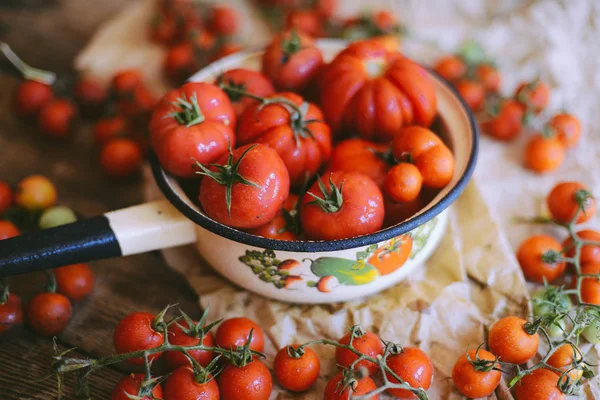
(0, 39, 478, 303)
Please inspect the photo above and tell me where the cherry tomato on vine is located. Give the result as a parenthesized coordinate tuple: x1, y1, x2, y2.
(0, 181, 12, 216)
(209, 5, 239, 36)
(219, 360, 272, 400)
(433, 55, 466, 83)
(532, 286, 572, 317)
(475, 64, 501, 93)
(385, 347, 433, 399)
(54, 263, 95, 301)
(563, 230, 600, 266)
(323, 371, 378, 400)
(274, 344, 320, 392)
(547, 181, 596, 225)
(326, 139, 390, 189)
(164, 366, 219, 400)
(215, 317, 265, 353)
(164, 320, 215, 371)
(516, 235, 566, 283)
(164, 43, 197, 85)
(300, 171, 384, 240)
(14, 80, 54, 117)
(580, 263, 600, 305)
(455, 79, 485, 111)
(112, 70, 144, 96)
(100, 139, 143, 178)
(488, 316, 539, 364)
(547, 343, 584, 382)
(513, 368, 565, 400)
(27, 292, 72, 336)
(14, 175, 57, 211)
(0, 293, 23, 333)
(452, 348, 501, 398)
(117, 86, 157, 118)
(74, 77, 107, 117)
(38, 99, 77, 139)
(384, 163, 423, 203)
(216, 68, 275, 117)
(94, 116, 128, 145)
(482, 99, 525, 141)
(524, 134, 565, 174)
(112, 373, 164, 400)
(549, 113, 581, 149)
(515, 80, 550, 114)
(113, 312, 165, 365)
(150, 13, 180, 45)
(335, 329, 383, 375)
(0, 221, 19, 241)
(285, 10, 324, 38)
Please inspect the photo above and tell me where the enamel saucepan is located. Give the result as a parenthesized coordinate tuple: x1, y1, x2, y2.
(0, 40, 478, 303)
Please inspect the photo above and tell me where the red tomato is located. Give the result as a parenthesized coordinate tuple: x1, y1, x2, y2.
(54, 263, 95, 301)
(0, 293, 23, 333)
(516, 235, 566, 283)
(452, 348, 501, 398)
(236, 92, 331, 186)
(482, 99, 525, 141)
(549, 113, 581, 149)
(14, 175, 57, 211)
(326, 139, 390, 188)
(113, 312, 165, 365)
(112, 373, 164, 400)
(94, 116, 128, 145)
(74, 77, 107, 117)
(274, 345, 320, 392)
(164, 43, 197, 85)
(248, 194, 299, 240)
(515, 80, 550, 114)
(219, 360, 272, 400)
(262, 30, 324, 92)
(475, 64, 501, 93)
(117, 86, 157, 118)
(285, 10, 324, 37)
(14, 80, 54, 117)
(368, 234, 413, 275)
(386, 347, 433, 398)
(488, 316, 539, 365)
(215, 317, 265, 353)
(209, 43, 243, 62)
(335, 329, 383, 375)
(384, 163, 423, 203)
(150, 13, 180, 45)
(434, 56, 466, 83)
(150, 82, 235, 178)
(209, 6, 239, 36)
(100, 139, 143, 178)
(164, 320, 215, 370)
(27, 292, 72, 336)
(320, 39, 436, 140)
(300, 171, 384, 240)
(112, 70, 143, 96)
(563, 230, 600, 266)
(38, 99, 77, 139)
(0, 181, 12, 216)
(315, 0, 336, 18)
(324, 371, 378, 400)
(199, 144, 290, 229)
(383, 196, 425, 227)
(580, 263, 600, 305)
(216, 68, 275, 117)
(524, 134, 565, 174)
(163, 366, 218, 400)
(547, 181, 596, 224)
(513, 368, 565, 400)
(455, 79, 485, 111)
(0, 221, 19, 241)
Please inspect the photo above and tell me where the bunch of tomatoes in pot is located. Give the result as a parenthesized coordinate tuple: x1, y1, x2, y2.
(0, 175, 95, 337)
(434, 42, 582, 175)
(149, 35, 455, 241)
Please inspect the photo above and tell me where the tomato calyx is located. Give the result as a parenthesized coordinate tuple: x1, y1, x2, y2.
(220, 329, 265, 367)
(165, 92, 206, 127)
(176, 307, 222, 340)
(466, 344, 501, 373)
(128, 373, 167, 400)
(336, 368, 362, 394)
(280, 29, 303, 62)
(523, 317, 543, 335)
(1, 42, 56, 85)
(190, 354, 221, 385)
(215, 76, 246, 102)
(285, 344, 306, 359)
(541, 249, 563, 265)
(574, 189, 594, 215)
(306, 174, 344, 214)
(151, 304, 174, 333)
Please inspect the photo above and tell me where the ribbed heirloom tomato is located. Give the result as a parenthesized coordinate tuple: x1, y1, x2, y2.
(274, 345, 320, 392)
(216, 68, 275, 117)
(516, 235, 566, 283)
(320, 39, 437, 141)
(112, 373, 164, 400)
(113, 312, 165, 365)
(547, 181, 596, 225)
(164, 319, 215, 370)
(163, 366, 219, 400)
(323, 372, 378, 400)
(326, 139, 390, 188)
(335, 329, 383, 375)
(385, 347, 434, 399)
(488, 316, 539, 365)
(452, 348, 501, 398)
(150, 82, 236, 178)
(236, 92, 332, 186)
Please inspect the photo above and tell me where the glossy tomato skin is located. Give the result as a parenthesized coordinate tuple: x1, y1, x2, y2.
(219, 361, 272, 400)
(324, 372, 378, 400)
(164, 367, 219, 400)
(112, 70, 143, 96)
(285, 10, 324, 37)
(433, 56, 466, 82)
(274, 345, 320, 392)
(14, 175, 57, 211)
(335, 330, 383, 375)
(27, 292, 72, 336)
(215, 317, 265, 353)
(384, 163, 422, 203)
(385, 347, 433, 399)
(547, 344, 583, 381)
(94, 116, 128, 145)
(0, 181, 12, 216)
(513, 368, 565, 400)
(326, 139, 390, 188)
(488, 316, 539, 365)
(164, 320, 215, 370)
(515, 81, 550, 114)
(262, 30, 324, 92)
(516, 235, 566, 283)
(113, 312, 165, 365)
(452, 349, 501, 398)
(100, 139, 143, 178)
(547, 182, 596, 224)
(209, 6, 238, 35)
(549, 113, 581, 148)
(236, 92, 331, 186)
(150, 82, 236, 178)
(14, 80, 54, 117)
(563, 230, 600, 265)
(320, 39, 436, 140)
(0, 293, 23, 333)
(301, 171, 384, 240)
(112, 373, 164, 400)
(248, 194, 299, 240)
(199, 144, 290, 229)
(54, 263, 95, 301)
(217, 68, 275, 117)
(38, 99, 77, 139)
(482, 100, 525, 141)
(0, 221, 20, 241)
(524, 134, 564, 174)
(368, 234, 413, 275)
(475, 64, 501, 93)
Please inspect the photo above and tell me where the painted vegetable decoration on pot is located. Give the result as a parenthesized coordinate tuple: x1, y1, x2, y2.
(368, 234, 413, 275)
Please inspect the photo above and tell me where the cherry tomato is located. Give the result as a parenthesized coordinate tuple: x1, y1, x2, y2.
(385, 347, 433, 399)
(274, 344, 320, 392)
(455, 79, 485, 111)
(524, 134, 564, 174)
(117, 86, 157, 118)
(112, 70, 144, 96)
(515, 80, 550, 114)
(236, 92, 332, 186)
(163, 366, 218, 400)
(209, 43, 243, 62)
(100, 138, 143, 178)
(0, 181, 12, 216)
(580, 263, 600, 305)
(14, 175, 57, 211)
(549, 113, 581, 148)
(285, 10, 324, 37)
(38, 99, 77, 139)
(113, 312, 165, 365)
(0, 293, 23, 333)
(482, 99, 525, 140)
(513, 368, 565, 400)
(326, 139, 390, 189)
(475, 64, 501, 93)
(324, 371, 377, 400)
(54, 263, 95, 301)
(219, 360, 272, 400)
(248, 194, 299, 240)
(301, 171, 384, 240)
(391, 126, 454, 189)
(488, 316, 539, 364)
(150, 13, 180, 45)
(563, 230, 600, 265)
(150, 82, 235, 178)
(547, 344, 584, 382)
(368, 234, 413, 275)
(547, 181, 596, 224)
(215, 317, 265, 353)
(0, 221, 20, 241)
(199, 144, 290, 229)
(14, 80, 54, 117)
(216, 68, 275, 117)
(516, 235, 566, 283)
(164, 320, 215, 371)
(315, 0, 336, 18)
(452, 348, 501, 399)
(27, 292, 72, 336)
(209, 5, 238, 36)
(321, 39, 436, 140)
(384, 163, 423, 203)
(335, 330, 383, 375)
(433, 55, 466, 82)
(74, 77, 107, 117)
(262, 30, 323, 92)
(112, 373, 164, 400)
(164, 43, 197, 85)
(94, 116, 128, 145)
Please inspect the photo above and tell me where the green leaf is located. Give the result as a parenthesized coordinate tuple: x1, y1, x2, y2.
(309, 257, 379, 285)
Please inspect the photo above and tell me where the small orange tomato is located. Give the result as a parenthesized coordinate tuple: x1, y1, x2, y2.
(384, 163, 422, 203)
(434, 55, 466, 82)
(0, 221, 20, 241)
(0, 182, 13, 216)
(14, 80, 54, 117)
(274, 345, 320, 393)
(563, 230, 600, 265)
(515, 80, 550, 114)
(335, 329, 383, 375)
(99, 139, 143, 178)
(112, 69, 143, 96)
(323, 372, 378, 400)
(150, 13, 180, 45)
(368, 234, 413, 275)
(14, 175, 57, 211)
(327, 139, 390, 189)
(93, 116, 128, 145)
(285, 9, 324, 38)
(488, 316, 539, 364)
(455, 79, 485, 111)
(524, 134, 565, 174)
(516, 235, 566, 283)
(452, 348, 501, 399)
(38, 99, 77, 139)
(513, 369, 565, 400)
(475, 64, 501, 93)
(209, 5, 238, 35)
(385, 347, 434, 399)
(549, 113, 581, 148)
(547, 181, 596, 224)
(482, 100, 525, 140)
(547, 344, 584, 381)
(580, 264, 600, 305)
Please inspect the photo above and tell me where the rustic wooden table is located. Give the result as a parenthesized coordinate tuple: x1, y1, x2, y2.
(0, 1, 203, 398)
